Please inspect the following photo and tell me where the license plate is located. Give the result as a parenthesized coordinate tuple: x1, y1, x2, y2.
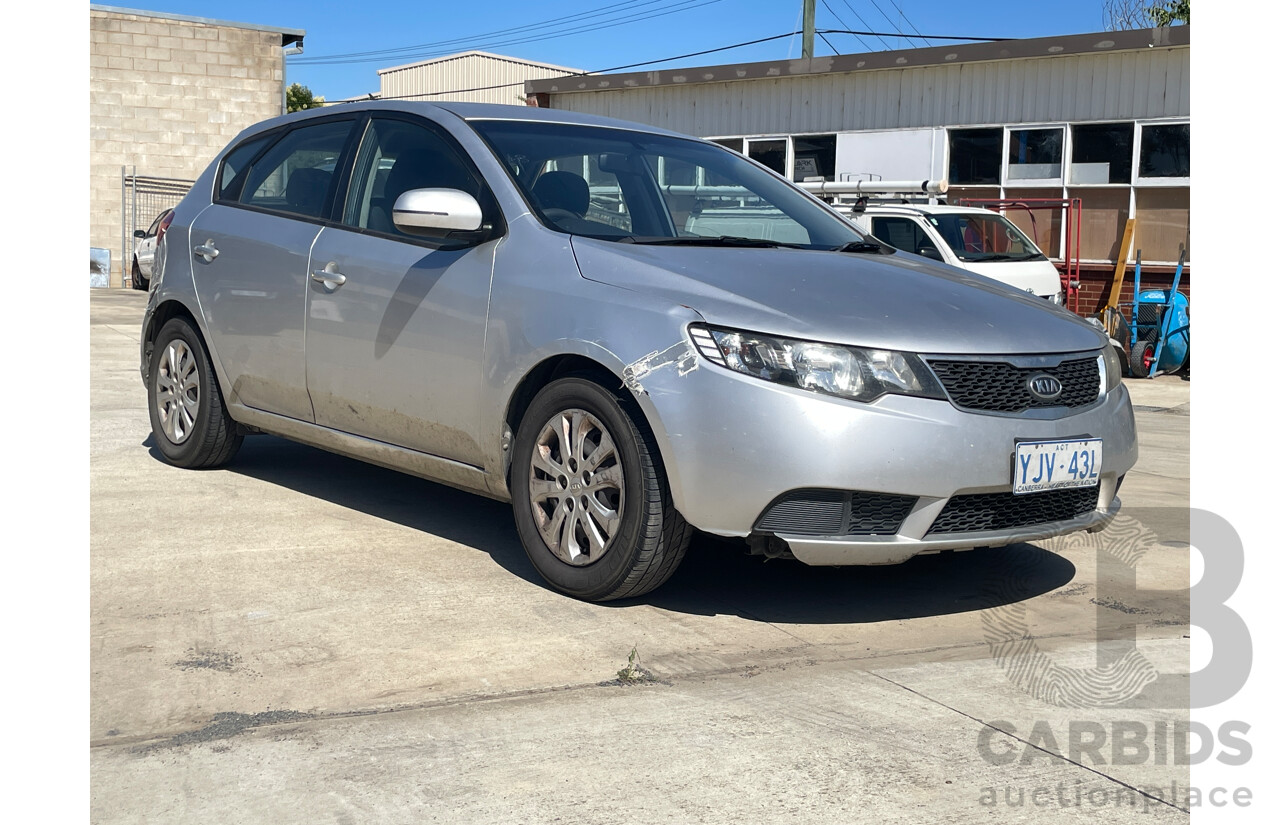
(1013, 438, 1102, 495)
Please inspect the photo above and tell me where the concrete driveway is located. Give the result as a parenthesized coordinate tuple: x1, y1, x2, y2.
(90, 289, 1192, 823)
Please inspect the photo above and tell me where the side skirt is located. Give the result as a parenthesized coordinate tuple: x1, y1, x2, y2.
(229, 404, 507, 503)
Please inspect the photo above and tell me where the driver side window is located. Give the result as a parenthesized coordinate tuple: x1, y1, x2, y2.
(344, 118, 483, 237)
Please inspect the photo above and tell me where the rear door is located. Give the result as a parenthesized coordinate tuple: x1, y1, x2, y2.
(303, 114, 499, 466)
(189, 117, 359, 421)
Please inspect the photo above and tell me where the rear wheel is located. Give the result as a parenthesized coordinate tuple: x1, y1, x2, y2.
(147, 317, 242, 468)
(510, 376, 691, 602)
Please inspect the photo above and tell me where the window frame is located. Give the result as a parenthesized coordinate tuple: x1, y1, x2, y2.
(1135, 120, 1191, 186)
(336, 112, 506, 248)
(1005, 126, 1065, 187)
(212, 114, 363, 226)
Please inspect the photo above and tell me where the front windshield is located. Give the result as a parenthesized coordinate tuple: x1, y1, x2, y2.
(469, 119, 864, 249)
(927, 212, 1047, 262)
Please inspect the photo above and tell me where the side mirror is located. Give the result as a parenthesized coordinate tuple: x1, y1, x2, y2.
(918, 247, 944, 261)
(133, 229, 146, 239)
(392, 188, 484, 237)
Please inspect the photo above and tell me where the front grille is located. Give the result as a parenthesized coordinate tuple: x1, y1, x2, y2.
(928, 356, 1100, 413)
(926, 486, 1099, 535)
(755, 489, 916, 537)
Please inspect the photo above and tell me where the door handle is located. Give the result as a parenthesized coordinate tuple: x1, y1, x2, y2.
(193, 240, 219, 262)
(311, 264, 347, 289)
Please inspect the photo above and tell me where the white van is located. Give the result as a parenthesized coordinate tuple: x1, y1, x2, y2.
(839, 203, 1066, 303)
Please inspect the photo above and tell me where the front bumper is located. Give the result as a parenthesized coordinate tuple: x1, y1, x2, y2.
(639, 358, 1138, 566)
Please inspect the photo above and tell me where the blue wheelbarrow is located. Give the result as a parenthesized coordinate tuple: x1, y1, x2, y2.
(1126, 248, 1189, 378)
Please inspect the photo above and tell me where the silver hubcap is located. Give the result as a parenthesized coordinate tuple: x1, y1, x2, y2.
(155, 339, 199, 444)
(528, 409, 625, 566)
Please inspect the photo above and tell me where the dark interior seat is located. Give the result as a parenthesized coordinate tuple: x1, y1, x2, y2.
(284, 168, 331, 217)
(531, 171, 589, 218)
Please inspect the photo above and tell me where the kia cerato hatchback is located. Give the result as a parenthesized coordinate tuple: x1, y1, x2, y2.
(140, 101, 1137, 602)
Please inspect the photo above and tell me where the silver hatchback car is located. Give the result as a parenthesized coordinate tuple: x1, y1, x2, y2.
(141, 102, 1137, 602)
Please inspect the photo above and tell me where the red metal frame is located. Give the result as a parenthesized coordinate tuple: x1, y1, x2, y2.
(954, 198, 1084, 313)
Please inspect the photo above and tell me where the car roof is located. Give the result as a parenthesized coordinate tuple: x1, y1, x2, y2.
(237, 100, 695, 142)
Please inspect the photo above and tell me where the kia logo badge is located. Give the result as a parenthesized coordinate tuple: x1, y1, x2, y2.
(1027, 374, 1064, 402)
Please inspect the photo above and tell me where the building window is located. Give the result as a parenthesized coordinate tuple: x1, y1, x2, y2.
(1070, 123, 1133, 184)
(792, 135, 836, 181)
(1007, 128, 1063, 183)
(948, 128, 1002, 185)
(747, 139, 787, 176)
(1139, 124, 1190, 178)
(711, 137, 744, 153)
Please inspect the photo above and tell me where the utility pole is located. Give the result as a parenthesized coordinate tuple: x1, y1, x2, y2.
(802, 0, 816, 58)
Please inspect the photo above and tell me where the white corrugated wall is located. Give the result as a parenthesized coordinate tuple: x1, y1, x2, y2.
(380, 54, 576, 106)
(547, 47, 1190, 136)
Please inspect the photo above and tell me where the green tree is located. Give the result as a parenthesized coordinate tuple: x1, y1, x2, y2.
(286, 82, 325, 113)
(1103, 0, 1189, 29)
(1148, 1, 1189, 25)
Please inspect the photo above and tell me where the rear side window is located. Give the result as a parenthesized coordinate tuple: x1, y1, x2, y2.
(217, 135, 272, 201)
(234, 120, 355, 219)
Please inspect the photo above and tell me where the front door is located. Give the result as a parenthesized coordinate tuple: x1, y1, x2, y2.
(303, 115, 498, 466)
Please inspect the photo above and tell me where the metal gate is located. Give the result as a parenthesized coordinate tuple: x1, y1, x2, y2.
(121, 167, 194, 288)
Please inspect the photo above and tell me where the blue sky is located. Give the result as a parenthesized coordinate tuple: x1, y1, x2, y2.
(111, 0, 1118, 101)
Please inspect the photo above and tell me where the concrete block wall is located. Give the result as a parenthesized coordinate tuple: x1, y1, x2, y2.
(90, 8, 289, 286)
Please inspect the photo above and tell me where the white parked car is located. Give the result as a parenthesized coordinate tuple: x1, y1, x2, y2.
(131, 209, 174, 291)
(840, 203, 1065, 303)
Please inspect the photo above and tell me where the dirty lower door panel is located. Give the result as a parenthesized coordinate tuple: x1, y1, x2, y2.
(303, 226, 495, 466)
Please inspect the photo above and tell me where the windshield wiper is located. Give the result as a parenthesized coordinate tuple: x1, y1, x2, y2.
(832, 240, 895, 254)
(617, 235, 802, 248)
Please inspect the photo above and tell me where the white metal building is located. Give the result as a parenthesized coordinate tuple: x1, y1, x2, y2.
(379, 50, 580, 107)
(526, 27, 1190, 307)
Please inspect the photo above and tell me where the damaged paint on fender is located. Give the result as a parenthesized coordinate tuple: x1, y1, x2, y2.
(622, 340, 698, 395)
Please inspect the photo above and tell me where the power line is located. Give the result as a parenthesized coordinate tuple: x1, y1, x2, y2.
(820, 28, 1008, 43)
(820, 0, 876, 52)
(838, 0, 895, 49)
(866, 0, 911, 49)
(294, 0, 723, 66)
(292, 0, 662, 63)
(371, 31, 808, 101)
(887, 0, 935, 47)
(817, 32, 842, 55)
(356, 28, 1005, 104)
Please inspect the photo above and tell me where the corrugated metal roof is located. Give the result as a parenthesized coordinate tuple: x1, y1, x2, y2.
(379, 50, 580, 76)
(527, 26, 1187, 96)
(379, 51, 583, 107)
(533, 28, 1189, 136)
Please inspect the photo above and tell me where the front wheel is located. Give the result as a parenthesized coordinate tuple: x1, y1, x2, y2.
(147, 317, 242, 468)
(131, 260, 148, 291)
(510, 377, 692, 602)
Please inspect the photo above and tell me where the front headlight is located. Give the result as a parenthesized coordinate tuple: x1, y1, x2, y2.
(1100, 345, 1123, 395)
(688, 324, 945, 403)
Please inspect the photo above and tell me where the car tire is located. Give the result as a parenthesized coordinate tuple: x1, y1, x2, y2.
(510, 376, 692, 602)
(131, 259, 148, 291)
(1128, 339, 1156, 378)
(147, 317, 242, 469)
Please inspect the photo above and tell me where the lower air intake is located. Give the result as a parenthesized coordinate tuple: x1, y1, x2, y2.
(755, 489, 916, 537)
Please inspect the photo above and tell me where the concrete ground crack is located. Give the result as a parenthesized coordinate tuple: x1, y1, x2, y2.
(868, 672, 1189, 814)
